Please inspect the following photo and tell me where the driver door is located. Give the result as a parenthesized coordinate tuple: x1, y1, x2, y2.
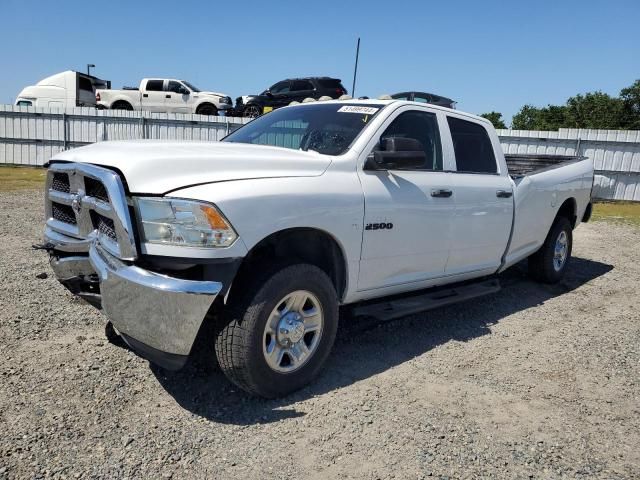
(268, 81, 293, 109)
(165, 81, 191, 114)
(357, 107, 456, 292)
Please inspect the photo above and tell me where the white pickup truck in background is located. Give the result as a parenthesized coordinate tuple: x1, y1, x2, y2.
(96, 78, 232, 115)
(41, 99, 594, 398)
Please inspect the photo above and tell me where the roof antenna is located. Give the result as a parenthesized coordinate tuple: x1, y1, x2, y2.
(351, 37, 360, 98)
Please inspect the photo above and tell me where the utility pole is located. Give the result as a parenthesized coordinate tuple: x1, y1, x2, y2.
(87, 64, 95, 76)
(351, 37, 360, 98)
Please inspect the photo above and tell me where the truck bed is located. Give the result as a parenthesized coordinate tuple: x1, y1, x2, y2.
(505, 154, 586, 178)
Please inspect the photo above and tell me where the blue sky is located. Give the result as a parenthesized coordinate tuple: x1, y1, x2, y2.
(1, 0, 638, 125)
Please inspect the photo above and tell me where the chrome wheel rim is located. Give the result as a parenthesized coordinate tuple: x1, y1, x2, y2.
(263, 290, 324, 373)
(553, 230, 568, 271)
(244, 106, 261, 118)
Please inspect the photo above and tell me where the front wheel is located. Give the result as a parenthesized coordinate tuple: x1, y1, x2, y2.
(528, 216, 573, 283)
(196, 104, 218, 116)
(215, 264, 338, 398)
(243, 104, 262, 118)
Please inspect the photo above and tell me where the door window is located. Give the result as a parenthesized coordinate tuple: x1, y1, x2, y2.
(447, 117, 497, 174)
(379, 110, 443, 171)
(16, 100, 33, 107)
(166, 81, 185, 93)
(270, 81, 291, 94)
(145, 80, 164, 91)
(291, 80, 313, 91)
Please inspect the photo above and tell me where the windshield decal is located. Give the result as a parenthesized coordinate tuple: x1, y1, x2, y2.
(338, 106, 379, 115)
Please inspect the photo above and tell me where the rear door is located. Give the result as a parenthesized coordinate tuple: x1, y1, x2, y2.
(290, 80, 315, 102)
(357, 106, 456, 292)
(141, 79, 165, 112)
(443, 115, 513, 275)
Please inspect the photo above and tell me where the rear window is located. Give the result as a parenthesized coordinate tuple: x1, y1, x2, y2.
(145, 80, 164, 91)
(447, 117, 497, 174)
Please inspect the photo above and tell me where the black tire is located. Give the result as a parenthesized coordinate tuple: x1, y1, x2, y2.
(243, 104, 262, 118)
(111, 101, 133, 111)
(528, 216, 573, 284)
(215, 264, 339, 398)
(196, 103, 218, 116)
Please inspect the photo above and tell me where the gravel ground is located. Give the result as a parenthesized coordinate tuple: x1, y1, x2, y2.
(1, 188, 639, 480)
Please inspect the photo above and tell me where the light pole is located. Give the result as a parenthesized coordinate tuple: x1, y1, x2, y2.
(87, 64, 95, 76)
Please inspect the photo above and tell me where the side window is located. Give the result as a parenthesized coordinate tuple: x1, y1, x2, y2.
(291, 80, 313, 91)
(270, 81, 291, 94)
(78, 77, 94, 93)
(447, 117, 497, 174)
(145, 80, 164, 92)
(413, 95, 431, 104)
(16, 100, 33, 107)
(379, 110, 443, 171)
(166, 81, 184, 93)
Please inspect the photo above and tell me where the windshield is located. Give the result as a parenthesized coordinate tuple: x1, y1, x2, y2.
(223, 103, 383, 155)
(182, 81, 201, 92)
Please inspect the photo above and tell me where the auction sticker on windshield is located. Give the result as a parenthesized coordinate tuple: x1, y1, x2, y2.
(338, 106, 379, 115)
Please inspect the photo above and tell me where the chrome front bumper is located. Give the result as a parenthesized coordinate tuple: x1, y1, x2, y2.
(48, 238, 222, 369)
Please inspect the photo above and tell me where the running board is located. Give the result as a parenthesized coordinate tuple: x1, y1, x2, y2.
(351, 278, 501, 322)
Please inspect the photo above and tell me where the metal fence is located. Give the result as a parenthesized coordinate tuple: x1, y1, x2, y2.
(498, 128, 640, 201)
(0, 105, 248, 166)
(2, 105, 639, 201)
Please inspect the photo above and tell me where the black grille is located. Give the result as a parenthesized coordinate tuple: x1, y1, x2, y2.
(51, 173, 70, 193)
(52, 202, 76, 225)
(91, 211, 117, 241)
(84, 177, 109, 203)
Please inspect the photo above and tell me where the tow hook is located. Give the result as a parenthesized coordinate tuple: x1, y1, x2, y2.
(32, 242, 56, 253)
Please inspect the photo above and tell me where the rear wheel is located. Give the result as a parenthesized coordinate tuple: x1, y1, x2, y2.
(111, 101, 133, 111)
(215, 263, 338, 398)
(528, 216, 573, 283)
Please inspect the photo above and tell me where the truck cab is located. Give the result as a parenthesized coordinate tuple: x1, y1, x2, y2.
(15, 71, 110, 109)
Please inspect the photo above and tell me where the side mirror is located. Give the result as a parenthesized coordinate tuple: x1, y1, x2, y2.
(265, 89, 273, 97)
(179, 87, 190, 95)
(366, 137, 426, 170)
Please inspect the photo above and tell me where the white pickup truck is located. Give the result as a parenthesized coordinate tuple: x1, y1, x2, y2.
(96, 78, 232, 115)
(41, 100, 594, 398)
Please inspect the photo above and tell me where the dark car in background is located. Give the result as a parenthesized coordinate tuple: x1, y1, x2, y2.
(390, 91, 456, 109)
(233, 77, 347, 117)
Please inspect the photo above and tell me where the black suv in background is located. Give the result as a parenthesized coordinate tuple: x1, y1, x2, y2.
(232, 77, 347, 117)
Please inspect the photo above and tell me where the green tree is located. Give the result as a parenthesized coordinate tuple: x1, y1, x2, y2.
(480, 111, 507, 129)
(564, 92, 626, 129)
(512, 105, 541, 130)
(620, 79, 640, 129)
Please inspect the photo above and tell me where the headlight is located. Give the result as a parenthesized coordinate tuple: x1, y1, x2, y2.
(135, 197, 237, 248)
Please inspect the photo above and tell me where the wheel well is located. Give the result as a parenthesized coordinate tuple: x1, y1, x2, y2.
(556, 198, 577, 228)
(111, 100, 132, 110)
(228, 228, 347, 303)
(196, 102, 217, 113)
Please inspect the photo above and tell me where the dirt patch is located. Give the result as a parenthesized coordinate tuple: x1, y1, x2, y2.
(1, 189, 638, 479)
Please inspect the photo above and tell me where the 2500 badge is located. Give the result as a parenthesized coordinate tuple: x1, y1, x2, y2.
(365, 222, 394, 231)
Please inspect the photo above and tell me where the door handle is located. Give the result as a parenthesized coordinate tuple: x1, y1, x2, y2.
(496, 190, 513, 198)
(165, 94, 171, 98)
(431, 189, 453, 198)
(143, 94, 148, 98)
